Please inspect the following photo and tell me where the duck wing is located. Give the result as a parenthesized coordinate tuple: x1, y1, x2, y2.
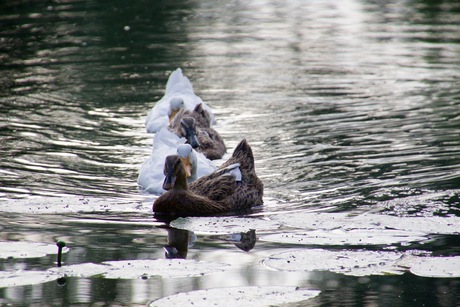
(215, 139, 264, 207)
(153, 127, 186, 150)
(197, 128, 226, 160)
(137, 145, 175, 194)
(195, 150, 217, 177)
(228, 182, 264, 209)
(190, 174, 236, 201)
(201, 127, 225, 147)
(145, 102, 170, 133)
(218, 139, 255, 178)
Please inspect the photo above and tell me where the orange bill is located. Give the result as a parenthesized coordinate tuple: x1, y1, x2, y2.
(181, 156, 192, 177)
(169, 110, 179, 126)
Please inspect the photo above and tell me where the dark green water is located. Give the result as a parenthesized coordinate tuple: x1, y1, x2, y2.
(1, 0, 460, 306)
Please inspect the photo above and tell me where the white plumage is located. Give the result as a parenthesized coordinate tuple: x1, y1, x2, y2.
(138, 127, 216, 194)
(145, 68, 216, 133)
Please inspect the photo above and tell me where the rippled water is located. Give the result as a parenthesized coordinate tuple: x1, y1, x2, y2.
(1, 0, 460, 305)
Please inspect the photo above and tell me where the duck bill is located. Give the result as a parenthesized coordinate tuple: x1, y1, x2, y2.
(169, 110, 179, 125)
(162, 172, 176, 190)
(188, 133, 200, 149)
(180, 156, 192, 177)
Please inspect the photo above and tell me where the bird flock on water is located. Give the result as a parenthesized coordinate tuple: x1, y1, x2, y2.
(137, 68, 263, 216)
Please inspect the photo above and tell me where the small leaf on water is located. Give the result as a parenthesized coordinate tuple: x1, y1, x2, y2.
(405, 256, 460, 278)
(102, 259, 229, 279)
(0, 271, 57, 288)
(0, 196, 147, 214)
(0, 242, 69, 259)
(149, 286, 320, 306)
(170, 217, 280, 234)
(270, 212, 460, 235)
(262, 249, 405, 277)
(48, 263, 110, 277)
(260, 229, 427, 246)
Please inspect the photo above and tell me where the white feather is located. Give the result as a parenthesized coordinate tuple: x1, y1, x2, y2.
(138, 127, 216, 194)
(145, 68, 216, 133)
(224, 163, 242, 182)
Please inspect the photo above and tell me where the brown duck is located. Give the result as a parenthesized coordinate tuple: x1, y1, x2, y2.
(153, 139, 263, 216)
(171, 103, 212, 128)
(171, 108, 226, 160)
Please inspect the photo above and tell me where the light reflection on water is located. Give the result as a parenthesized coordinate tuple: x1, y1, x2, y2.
(1, 0, 460, 305)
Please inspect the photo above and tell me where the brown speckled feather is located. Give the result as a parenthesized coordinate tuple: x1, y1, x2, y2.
(192, 139, 254, 183)
(171, 109, 226, 160)
(153, 139, 263, 216)
(196, 128, 226, 160)
(171, 103, 211, 128)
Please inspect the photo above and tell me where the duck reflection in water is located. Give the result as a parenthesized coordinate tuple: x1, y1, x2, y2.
(218, 229, 257, 252)
(164, 227, 257, 259)
(164, 227, 195, 259)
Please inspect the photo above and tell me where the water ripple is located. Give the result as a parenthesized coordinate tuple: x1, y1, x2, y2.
(0, 0, 459, 216)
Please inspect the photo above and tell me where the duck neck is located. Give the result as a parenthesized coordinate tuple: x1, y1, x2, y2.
(173, 173, 189, 191)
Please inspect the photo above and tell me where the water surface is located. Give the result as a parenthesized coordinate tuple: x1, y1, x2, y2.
(1, 0, 460, 305)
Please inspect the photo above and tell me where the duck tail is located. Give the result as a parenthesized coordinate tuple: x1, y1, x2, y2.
(165, 68, 194, 94)
(232, 139, 255, 167)
(194, 103, 203, 113)
(165, 68, 183, 94)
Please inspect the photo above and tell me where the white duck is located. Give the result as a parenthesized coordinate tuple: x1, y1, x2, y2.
(138, 127, 216, 194)
(145, 68, 216, 133)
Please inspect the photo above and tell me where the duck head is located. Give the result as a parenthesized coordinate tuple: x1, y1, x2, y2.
(180, 117, 200, 149)
(169, 97, 184, 124)
(162, 155, 188, 191)
(176, 143, 198, 181)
